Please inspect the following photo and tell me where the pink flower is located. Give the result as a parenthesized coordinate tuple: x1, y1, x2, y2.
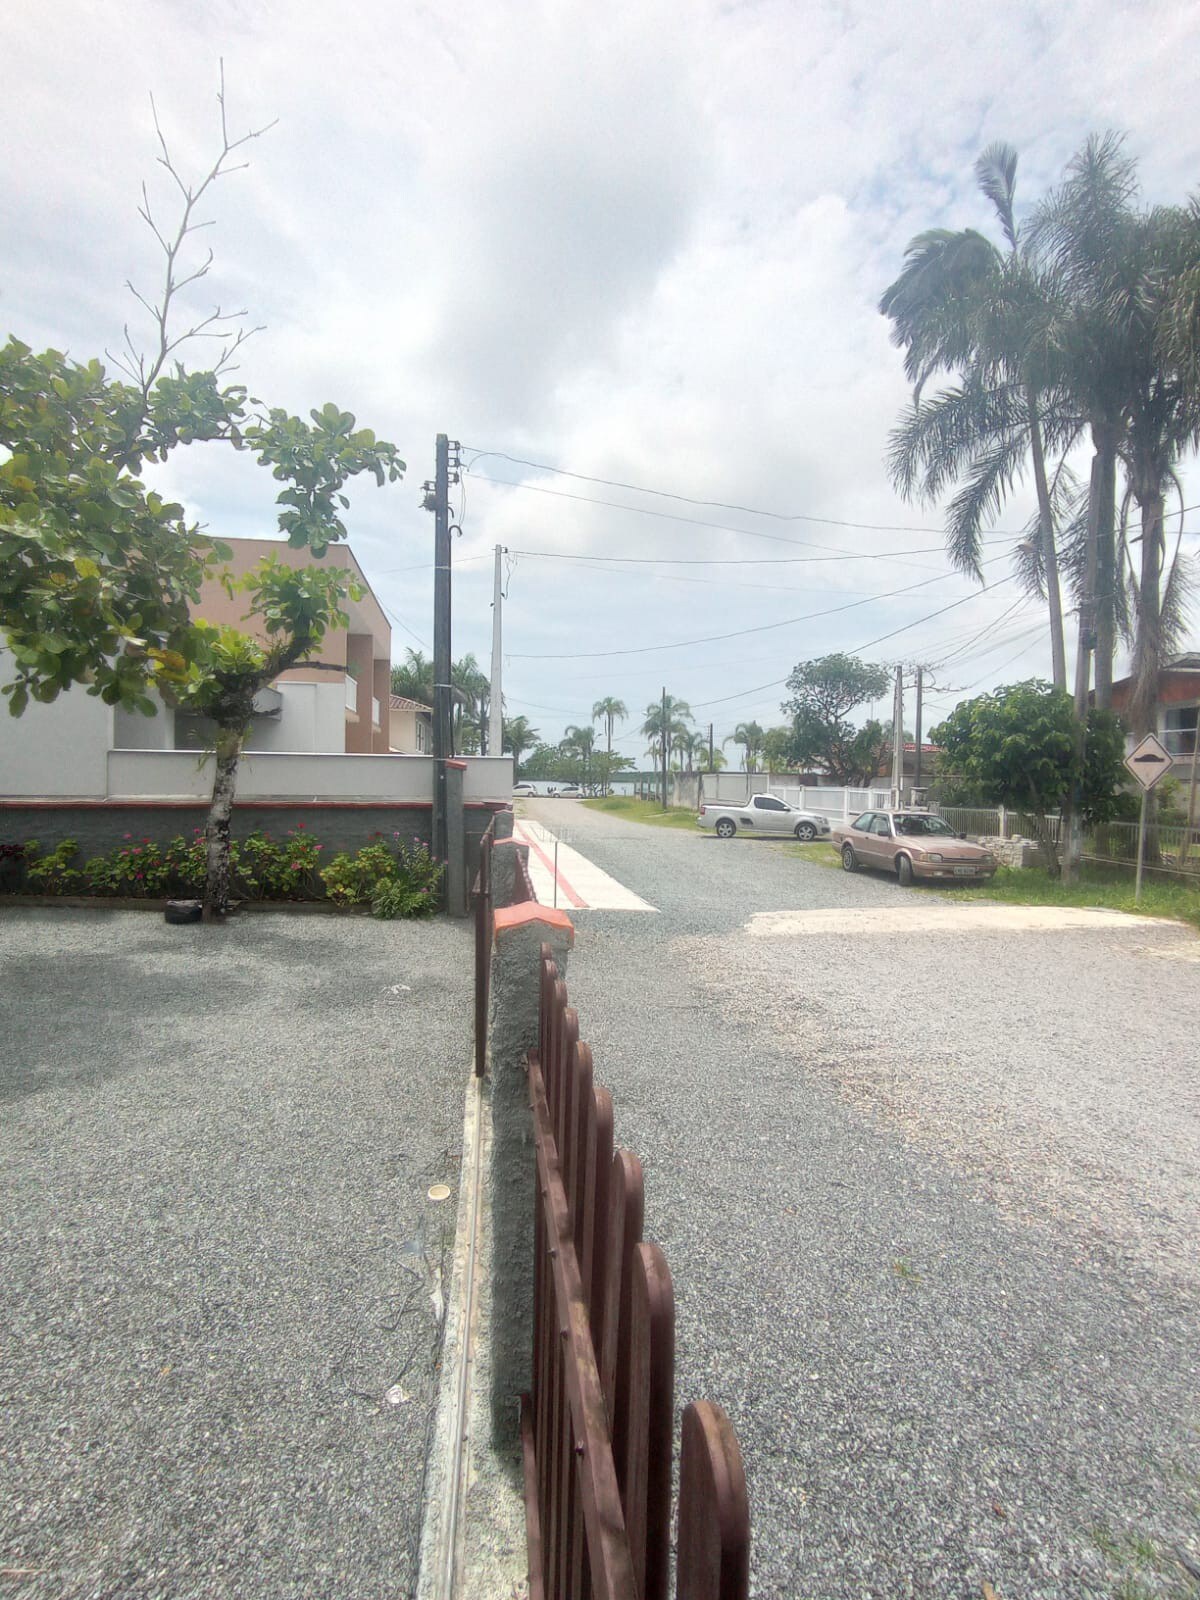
(123, 833, 132, 841)
(291, 862, 302, 871)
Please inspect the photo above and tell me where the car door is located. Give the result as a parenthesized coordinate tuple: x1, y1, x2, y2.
(847, 812, 878, 862)
(872, 813, 898, 868)
(750, 795, 791, 834)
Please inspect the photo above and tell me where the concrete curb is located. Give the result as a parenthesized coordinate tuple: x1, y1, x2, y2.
(416, 1071, 527, 1600)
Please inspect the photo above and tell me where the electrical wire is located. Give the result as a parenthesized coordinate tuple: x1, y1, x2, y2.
(508, 554, 1011, 661)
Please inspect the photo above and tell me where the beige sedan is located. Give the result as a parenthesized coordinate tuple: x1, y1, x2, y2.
(832, 811, 997, 886)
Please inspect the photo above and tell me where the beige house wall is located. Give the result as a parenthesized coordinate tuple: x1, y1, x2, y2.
(192, 537, 391, 752)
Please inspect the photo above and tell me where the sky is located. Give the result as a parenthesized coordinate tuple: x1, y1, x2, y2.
(7, 0, 1200, 766)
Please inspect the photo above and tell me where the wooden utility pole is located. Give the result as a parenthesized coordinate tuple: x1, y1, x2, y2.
(914, 666, 924, 793)
(488, 543, 504, 759)
(428, 434, 455, 870)
(890, 665, 904, 805)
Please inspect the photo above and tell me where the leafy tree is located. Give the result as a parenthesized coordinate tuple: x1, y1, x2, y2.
(592, 750, 634, 791)
(451, 652, 490, 753)
(0, 84, 403, 920)
(723, 720, 765, 772)
(930, 680, 1127, 873)
(502, 714, 540, 775)
(761, 725, 795, 773)
(782, 654, 892, 785)
(390, 648, 433, 704)
(591, 696, 628, 794)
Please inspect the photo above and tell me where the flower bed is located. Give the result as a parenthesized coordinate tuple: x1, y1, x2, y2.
(0, 828, 443, 920)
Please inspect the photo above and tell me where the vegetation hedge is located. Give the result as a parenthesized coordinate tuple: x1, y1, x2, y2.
(0, 828, 443, 919)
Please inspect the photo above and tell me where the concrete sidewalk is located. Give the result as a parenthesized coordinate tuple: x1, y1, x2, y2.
(0, 907, 472, 1600)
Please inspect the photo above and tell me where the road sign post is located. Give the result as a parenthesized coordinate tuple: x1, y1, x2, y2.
(1124, 733, 1173, 904)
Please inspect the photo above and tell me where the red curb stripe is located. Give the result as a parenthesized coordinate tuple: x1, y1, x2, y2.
(515, 823, 588, 910)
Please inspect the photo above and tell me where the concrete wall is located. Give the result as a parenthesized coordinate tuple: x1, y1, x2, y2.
(0, 661, 114, 799)
(113, 703, 175, 750)
(103, 750, 513, 802)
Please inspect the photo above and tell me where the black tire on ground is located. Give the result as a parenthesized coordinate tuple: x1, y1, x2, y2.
(794, 822, 817, 841)
(165, 899, 203, 924)
(841, 844, 857, 872)
(897, 854, 914, 887)
(716, 818, 736, 839)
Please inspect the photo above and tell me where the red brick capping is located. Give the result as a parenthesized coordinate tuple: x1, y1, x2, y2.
(492, 903, 574, 945)
(445, 758, 468, 770)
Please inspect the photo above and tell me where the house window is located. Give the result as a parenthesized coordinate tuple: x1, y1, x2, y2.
(1163, 704, 1198, 756)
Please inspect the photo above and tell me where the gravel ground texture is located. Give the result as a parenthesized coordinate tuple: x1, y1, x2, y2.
(0, 907, 472, 1600)
(522, 799, 1200, 1600)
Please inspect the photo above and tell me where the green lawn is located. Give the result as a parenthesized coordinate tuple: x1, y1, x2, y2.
(579, 796, 700, 830)
(956, 864, 1200, 930)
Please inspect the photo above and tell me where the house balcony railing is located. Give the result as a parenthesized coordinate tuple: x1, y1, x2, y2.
(344, 676, 358, 713)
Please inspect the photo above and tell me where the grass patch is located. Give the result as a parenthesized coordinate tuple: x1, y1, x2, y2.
(782, 840, 842, 870)
(957, 864, 1200, 931)
(579, 796, 700, 830)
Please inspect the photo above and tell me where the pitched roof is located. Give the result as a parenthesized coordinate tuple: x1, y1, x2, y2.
(389, 694, 433, 714)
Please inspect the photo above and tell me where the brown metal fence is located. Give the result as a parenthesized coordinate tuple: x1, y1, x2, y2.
(522, 946, 750, 1600)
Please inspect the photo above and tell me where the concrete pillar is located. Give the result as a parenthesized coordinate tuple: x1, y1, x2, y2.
(372, 658, 391, 752)
(492, 807, 515, 842)
(490, 838, 531, 909)
(445, 759, 467, 917)
(344, 633, 373, 753)
(488, 902, 574, 1442)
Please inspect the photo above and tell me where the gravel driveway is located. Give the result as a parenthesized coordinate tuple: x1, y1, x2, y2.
(0, 908, 472, 1600)
(522, 800, 1200, 1600)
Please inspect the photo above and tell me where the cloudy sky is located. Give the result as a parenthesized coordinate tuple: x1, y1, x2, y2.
(8, 0, 1200, 762)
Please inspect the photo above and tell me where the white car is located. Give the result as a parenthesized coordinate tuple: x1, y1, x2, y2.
(513, 782, 536, 797)
(697, 794, 833, 841)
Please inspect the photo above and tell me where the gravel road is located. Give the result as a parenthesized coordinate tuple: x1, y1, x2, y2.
(0, 908, 471, 1600)
(523, 799, 1200, 1600)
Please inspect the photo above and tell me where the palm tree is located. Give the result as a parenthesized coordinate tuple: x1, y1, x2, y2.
(640, 696, 692, 769)
(451, 653, 491, 753)
(673, 729, 707, 772)
(591, 696, 628, 794)
(390, 647, 433, 704)
(724, 720, 765, 772)
(881, 142, 1075, 691)
(502, 714, 540, 777)
(562, 724, 596, 787)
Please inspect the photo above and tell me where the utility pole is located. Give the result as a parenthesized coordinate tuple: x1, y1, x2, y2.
(661, 686, 668, 811)
(914, 666, 924, 794)
(488, 543, 504, 759)
(425, 433, 458, 871)
(890, 664, 904, 805)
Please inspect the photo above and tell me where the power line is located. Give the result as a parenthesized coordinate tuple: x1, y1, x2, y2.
(504, 540, 1006, 569)
(465, 446, 1029, 535)
(508, 555, 1011, 661)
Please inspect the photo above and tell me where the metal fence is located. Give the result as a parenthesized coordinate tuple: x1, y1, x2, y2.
(1084, 819, 1200, 880)
(472, 822, 495, 1077)
(524, 948, 750, 1600)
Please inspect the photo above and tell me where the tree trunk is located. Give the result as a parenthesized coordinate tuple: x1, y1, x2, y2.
(203, 727, 244, 922)
(1029, 805, 1062, 877)
(1027, 393, 1066, 692)
(1094, 434, 1118, 710)
(1064, 450, 1105, 885)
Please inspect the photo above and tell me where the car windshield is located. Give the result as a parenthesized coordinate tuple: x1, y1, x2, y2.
(893, 814, 956, 837)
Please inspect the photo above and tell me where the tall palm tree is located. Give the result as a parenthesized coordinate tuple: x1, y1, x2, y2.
(724, 720, 766, 772)
(562, 724, 596, 787)
(641, 696, 692, 765)
(390, 647, 433, 704)
(591, 696, 628, 794)
(881, 142, 1075, 690)
(502, 714, 540, 777)
(451, 653, 490, 753)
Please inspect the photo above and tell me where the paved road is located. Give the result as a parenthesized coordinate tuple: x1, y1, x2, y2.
(1, 909, 472, 1600)
(522, 799, 1200, 1600)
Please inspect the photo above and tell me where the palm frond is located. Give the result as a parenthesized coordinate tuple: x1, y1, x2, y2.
(943, 431, 1030, 579)
(975, 142, 1019, 250)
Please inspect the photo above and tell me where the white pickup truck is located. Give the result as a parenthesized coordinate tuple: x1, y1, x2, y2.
(697, 794, 832, 841)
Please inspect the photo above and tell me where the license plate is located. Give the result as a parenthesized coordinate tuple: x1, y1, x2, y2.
(953, 865, 977, 876)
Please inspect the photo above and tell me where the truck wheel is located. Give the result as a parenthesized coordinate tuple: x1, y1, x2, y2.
(716, 818, 736, 839)
(841, 845, 857, 872)
(897, 854, 914, 887)
(794, 821, 817, 841)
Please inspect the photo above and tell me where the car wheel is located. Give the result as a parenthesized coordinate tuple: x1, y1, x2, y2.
(794, 822, 817, 842)
(841, 844, 857, 872)
(896, 854, 914, 887)
(716, 818, 736, 839)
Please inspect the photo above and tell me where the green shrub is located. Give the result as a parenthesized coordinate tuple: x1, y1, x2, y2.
(24, 840, 83, 895)
(320, 840, 399, 906)
(236, 827, 323, 900)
